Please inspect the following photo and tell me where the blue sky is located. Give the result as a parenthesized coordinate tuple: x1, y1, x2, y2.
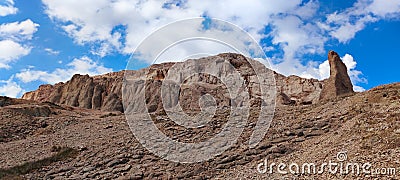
(0, 0, 399, 98)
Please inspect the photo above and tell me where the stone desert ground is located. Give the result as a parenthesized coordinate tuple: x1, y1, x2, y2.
(0, 52, 399, 179)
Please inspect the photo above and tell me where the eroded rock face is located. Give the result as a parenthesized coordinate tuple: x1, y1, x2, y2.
(22, 52, 350, 111)
(122, 53, 276, 115)
(275, 73, 323, 105)
(22, 72, 124, 112)
(320, 51, 354, 100)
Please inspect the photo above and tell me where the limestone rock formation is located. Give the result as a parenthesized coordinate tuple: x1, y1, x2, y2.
(122, 53, 276, 115)
(275, 73, 323, 105)
(22, 52, 349, 111)
(320, 51, 354, 100)
(22, 72, 124, 112)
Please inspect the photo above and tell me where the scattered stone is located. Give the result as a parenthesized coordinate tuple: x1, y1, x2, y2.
(292, 137, 305, 143)
(296, 131, 305, 137)
(284, 131, 295, 136)
(104, 125, 113, 129)
(107, 158, 128, 167)
(271, 137, 292, 144)
(1, 52, 399, 179)
(112, 165, 131, 173)
(304, 130, 324, 138)
(219, 155, 240, 164)
(82, 166, 96, 173)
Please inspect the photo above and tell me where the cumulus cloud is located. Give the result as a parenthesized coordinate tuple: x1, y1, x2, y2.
(0, 19, 39, 68)
(268, 14, 327, 72)
(367, 0, 400, 18)
(130, 18, 271, 66)
(37, 1, 328, 62)
(0, 0, 17, 16)
(0, 19, 39, 40)
(16, 56, 112, 84)
(0, 76, 24, 98)
(42, 0, 322, 58)
(0, 40, 31, 69)
(342, 54, 367, 89)
(320, 0, 400, 43)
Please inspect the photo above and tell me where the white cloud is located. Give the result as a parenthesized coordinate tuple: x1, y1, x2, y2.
(0, 19, 39, 40)
(318, 60, 330, 79)
(130, 18, 272, 65)
(44, 48, 60, 55)
(342, 54, 357, 70)
(0, 40, 31, 69)
(367, 0, 400, 18)
(321, 0, 400, 43)
(269, 14, 326, 61)
(327, 15, 377, 43)
(42, 0, 321, 57)
(0, 76, 24, 98)
(39, 0, 332, 79)
(353, 85, 366, 92)
(0, 19, 39, 68)
(0, 0, 17, 16)
(16, 56, 112, 84)
(342, 54, 367, 86)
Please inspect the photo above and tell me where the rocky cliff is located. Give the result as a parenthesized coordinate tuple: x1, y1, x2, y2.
(22, 51, 352, 111)
(275, 73, 323, 105)
(22, 72, 124, 112)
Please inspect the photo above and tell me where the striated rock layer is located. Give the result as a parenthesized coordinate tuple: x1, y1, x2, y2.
(275, 73, 323, 105)
(22, 72, 124, 112)
(22, 52, 352, 111)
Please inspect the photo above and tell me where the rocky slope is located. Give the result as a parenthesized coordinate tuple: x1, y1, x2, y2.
(1, 83, 399, 179)
(2, 51, 394, 179)
(22, 52, 352, 111)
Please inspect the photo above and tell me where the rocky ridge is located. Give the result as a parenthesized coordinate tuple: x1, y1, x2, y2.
(21, 51, 353, 111)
